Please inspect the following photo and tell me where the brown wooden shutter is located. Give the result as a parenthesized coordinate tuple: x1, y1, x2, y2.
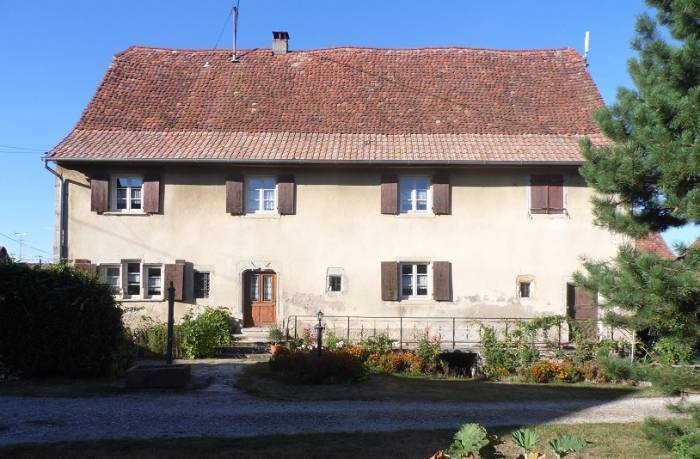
(380, 174, 398, 214)
(226, 175, 244, 215)
(433, 261, 452, 301)
(530, 177, 548, 214)
(90, 175, 109, 213)
(277, 175, 296, 215)
(164, 261, 185, 301)
(432, 173, 451, 215)
(74, 259, 97, 277)
(380, 261, 399, 301)
(143, 174, 161, 214)
(548, 178, 564, 213)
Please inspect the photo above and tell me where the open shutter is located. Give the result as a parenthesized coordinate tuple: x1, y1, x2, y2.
(164, 261, 185, 301)
(432, 173, 451, 215)
(380, 174, 398, 214)
(277, 175, 296, 215)
(530, 177, 548, 214)
(380, 261, 399, 301)
(143, 174, 161, 214)
(226, 175, 244, 215)
(74, 259, 97, 277)
(90, 175, 109, 213)
(547, 178, 564, 214)
(433, 261, 452, 301)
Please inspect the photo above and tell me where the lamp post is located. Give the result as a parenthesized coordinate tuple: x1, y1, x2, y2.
(315, 310, 325, 358)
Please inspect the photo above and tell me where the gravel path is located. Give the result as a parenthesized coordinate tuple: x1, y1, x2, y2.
(0, 361, 696, 445)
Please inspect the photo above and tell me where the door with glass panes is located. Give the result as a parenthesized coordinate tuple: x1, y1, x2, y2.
(243, 270, 276, 327)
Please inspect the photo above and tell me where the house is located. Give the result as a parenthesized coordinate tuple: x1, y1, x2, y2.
(46, 33, 628, 339)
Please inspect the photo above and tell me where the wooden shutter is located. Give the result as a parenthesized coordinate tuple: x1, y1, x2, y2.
(433, 261, 452, 301)
(548, 178, 564, 213)
(432, 173, 451, 215)
(380, 174, 398, 214)
(530, 177, 548, 214)
(226, 175, 244, 215)
(143, 174, 161, 214)
(277, 175, 296, 215)
(90, 175, 109, 213)
(164, 261, 185, 301)
(74, 259, 97, 277)
(380, 261, 399, 301)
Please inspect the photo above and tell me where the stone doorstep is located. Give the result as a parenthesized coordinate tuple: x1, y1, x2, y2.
(125, 363, 191, 389)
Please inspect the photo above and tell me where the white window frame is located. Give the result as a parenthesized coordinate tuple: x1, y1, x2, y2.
(99, 261, 165, 301)
(144, 264, 163, 299)
(399, 175, 432, 214)
(400, 262, 431, 300)
(245, 176, 277, 214)
(110, 175, 144, 213)
(100, 264, 122, 296)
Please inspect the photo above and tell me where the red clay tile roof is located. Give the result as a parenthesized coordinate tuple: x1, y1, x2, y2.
(635, 233, 675, 259)
(49, 46, 607, 162)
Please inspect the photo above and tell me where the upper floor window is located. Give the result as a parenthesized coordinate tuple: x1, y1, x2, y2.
(400, 262, 430, 299)
(530, 175, 565, 214)
(112, 176, 143, 212)
(400, 176, 431, 214)
(246, 177, 277, 214)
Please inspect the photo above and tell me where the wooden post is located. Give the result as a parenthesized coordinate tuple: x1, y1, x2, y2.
(166, 281, 175, 365)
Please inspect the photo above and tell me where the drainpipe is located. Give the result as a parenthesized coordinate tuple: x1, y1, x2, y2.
(43, 157, 67, 262)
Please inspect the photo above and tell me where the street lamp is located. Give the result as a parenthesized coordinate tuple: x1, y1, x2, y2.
(315, 310, 325, 357)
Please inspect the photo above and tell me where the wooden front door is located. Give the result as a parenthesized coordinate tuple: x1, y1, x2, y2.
(243, 270, 276, 327)
(567, 283, 598, 336)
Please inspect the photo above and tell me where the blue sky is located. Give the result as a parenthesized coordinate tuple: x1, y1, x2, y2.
(0, 0, 697, 261)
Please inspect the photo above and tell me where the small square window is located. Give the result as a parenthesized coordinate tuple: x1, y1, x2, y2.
(246, 176, 277, 214)
(328, 275, 342, 292)
(194, 271, 210, 299)
(519, 281, 532, 298)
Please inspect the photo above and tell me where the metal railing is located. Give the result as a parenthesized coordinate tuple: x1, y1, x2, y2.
(284, 314, 632, 351)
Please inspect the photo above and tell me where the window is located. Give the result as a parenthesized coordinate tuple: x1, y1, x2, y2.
(112, 176, 143, 212)
(519, 281, 532, 298)
(249, 275, 259, 301)
(263, 274, 273, 301)
(328, 275, 342, 292)
(400, 176, 430, 214)
(530, 176, 565, 214)
(246, 177, 276, 213)
(146, 266, 162, 297)
(102, 265, 121, 295)
(126, 262, 141, 297)
(194, 271, 210, 299)
(401, 263, 430, 299)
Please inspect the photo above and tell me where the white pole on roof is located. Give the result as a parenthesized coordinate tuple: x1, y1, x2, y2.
(583, 31, 590, 65)
(232, 2, 240, 62)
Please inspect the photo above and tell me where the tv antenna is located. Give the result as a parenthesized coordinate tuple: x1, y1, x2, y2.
(232, 0, 241, 62)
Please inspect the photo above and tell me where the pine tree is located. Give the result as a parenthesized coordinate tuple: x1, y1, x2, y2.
(576, 0, 699, 357)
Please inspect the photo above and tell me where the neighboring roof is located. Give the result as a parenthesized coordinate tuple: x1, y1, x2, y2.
(635, 233, 675, 259)
(48, 46, 607, 163)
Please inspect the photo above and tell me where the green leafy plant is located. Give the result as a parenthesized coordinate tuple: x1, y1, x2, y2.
(548, 435, 589, 458)
(653, 336, 695, 365)
(596, 355, 633, 381)
(446, 423, 501, 458)
(672, 430, 700, 459)
(415, 327, 443, 374)
(512, 428, 541, 458)
(641, 417, 685, 451)
(359, 334, 395, 355)
(179, 307, 232, 358)
(268, 324, 285, 343)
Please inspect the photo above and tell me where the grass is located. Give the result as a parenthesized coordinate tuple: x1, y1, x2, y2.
(235, 362, 656, 402)
(0, 423, 672, 458)
(0, 377, 128, 397)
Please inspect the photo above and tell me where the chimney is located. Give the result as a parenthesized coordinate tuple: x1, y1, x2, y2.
(272, 31, 289, 55)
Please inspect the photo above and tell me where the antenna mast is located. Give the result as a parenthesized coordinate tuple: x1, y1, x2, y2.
(232, 1, 240, 62)
(583, 31, 590, 65)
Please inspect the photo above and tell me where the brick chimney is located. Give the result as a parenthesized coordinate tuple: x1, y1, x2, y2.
(272, 31, 289, 55)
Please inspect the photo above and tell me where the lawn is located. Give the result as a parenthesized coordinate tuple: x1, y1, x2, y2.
(0, 377, 128, 397)
(235, 362, 656, 402)
(0, 423, 672, 458)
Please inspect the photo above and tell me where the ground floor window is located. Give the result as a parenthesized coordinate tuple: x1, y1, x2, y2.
(194, 270, 210, 299)
(99, 261, 164, 300)
(401, 262, 430, 299)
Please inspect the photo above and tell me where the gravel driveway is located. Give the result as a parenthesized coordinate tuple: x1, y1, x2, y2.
(0, 361, 696, 445)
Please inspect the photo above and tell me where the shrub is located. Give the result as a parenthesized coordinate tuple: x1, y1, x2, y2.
(511, 428, 540, 457)
(653, 336, 695, 365)
(269, 349, 366, 384)
(360, 334, 394, 354)
(672, 430, 700, 459)
(111, 331, 138, 376)
(642, 417, 685, 451)
(134, 321, 184, 358)
(634, 364, 700, 395)
(179, 307, 232, 358)
(596, 355, 632, 381)
(481, 326, 518, 378)
(0, 262, 124, 377)
(415, 328, 443, 374)
(268, 324, 285, 343)
(529, 360, 559, 383)
(578, 361, 606, 383)
(446, 423, 501, 459)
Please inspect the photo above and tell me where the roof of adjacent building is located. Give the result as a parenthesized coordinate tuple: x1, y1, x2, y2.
(635, 233, 675, 259)
(48, 45, 607, 163)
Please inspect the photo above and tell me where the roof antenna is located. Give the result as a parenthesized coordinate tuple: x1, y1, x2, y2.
(231, 1, 240, 62)
(583, 31, 590, 66)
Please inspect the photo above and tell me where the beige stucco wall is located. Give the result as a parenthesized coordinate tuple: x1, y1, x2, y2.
(56, 164, 625, 334)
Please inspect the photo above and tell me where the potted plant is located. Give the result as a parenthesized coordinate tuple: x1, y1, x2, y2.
(268, 325, 285, 356)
